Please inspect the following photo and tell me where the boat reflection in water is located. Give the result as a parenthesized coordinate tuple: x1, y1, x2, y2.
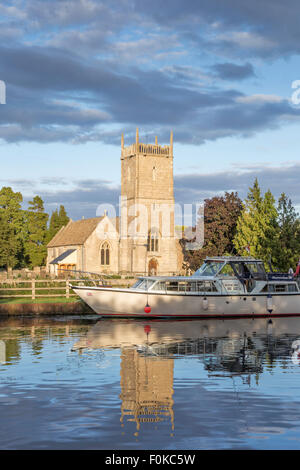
(72, 316, 300, 433)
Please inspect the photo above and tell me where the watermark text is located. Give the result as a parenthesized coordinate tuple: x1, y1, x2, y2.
(291, 80, 300, 106)
(0, 80, 6, 104)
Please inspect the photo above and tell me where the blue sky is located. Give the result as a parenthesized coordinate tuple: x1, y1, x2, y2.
(0, 0, 300, 220)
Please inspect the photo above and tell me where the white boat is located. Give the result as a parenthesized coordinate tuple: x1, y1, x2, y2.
(70, 256, 300, 318)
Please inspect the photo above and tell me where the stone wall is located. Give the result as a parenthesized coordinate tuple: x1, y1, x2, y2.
(0, 267, 48, 281)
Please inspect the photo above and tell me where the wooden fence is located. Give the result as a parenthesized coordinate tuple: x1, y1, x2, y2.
(0, 278, 136, 301)
(0, 279, 86, 300)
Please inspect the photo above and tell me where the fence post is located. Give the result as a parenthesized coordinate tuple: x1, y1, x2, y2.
(66, 279, 69, 299)
(32, 279, 35, 300)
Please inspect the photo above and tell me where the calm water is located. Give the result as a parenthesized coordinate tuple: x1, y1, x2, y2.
(1, 314, 300, 449)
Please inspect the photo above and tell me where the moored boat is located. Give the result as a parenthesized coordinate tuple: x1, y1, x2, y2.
(70, 256, 300, 318)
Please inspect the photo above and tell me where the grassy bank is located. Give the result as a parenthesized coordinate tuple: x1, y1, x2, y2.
(0, 297, 79, 305)
(0, 298, 93, 315)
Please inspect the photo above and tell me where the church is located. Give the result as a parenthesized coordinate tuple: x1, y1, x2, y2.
(46, 129, 183, 276)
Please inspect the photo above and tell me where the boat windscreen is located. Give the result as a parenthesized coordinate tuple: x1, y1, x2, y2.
(135, 279, 155, 290)
(193, 261, 224, 277)
(220, 264, 236, 276)
(132, 279, 144, 288)
(243, 262, 266, 280)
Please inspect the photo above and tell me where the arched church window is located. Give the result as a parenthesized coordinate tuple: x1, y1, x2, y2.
(100, 242, 110, 265)
(147, 229, 159, 252)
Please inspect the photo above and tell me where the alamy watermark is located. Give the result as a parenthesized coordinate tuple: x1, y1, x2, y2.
(95, 196, 204, 251)
(0, 80, 6, 104)
(291, 80, 300, 107)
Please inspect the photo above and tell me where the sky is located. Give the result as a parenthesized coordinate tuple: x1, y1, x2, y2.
(0, 0, 300, 221)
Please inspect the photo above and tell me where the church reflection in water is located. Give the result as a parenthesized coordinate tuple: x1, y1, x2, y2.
(119, 348, 174, 432)
(71, 316, 300, 433)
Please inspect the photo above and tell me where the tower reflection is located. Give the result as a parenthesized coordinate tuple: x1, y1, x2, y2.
(120, 348, 174, 432)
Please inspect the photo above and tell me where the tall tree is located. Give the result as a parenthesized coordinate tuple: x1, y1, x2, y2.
(0, 212, 19, 269)
(0, 187, 23, 268)
(233, 179, 277, 263)
(46, 205, 69, 243)
(24, 196, 49, 267)
(58, 205, 69, 227)
(272, 193, 300, 272)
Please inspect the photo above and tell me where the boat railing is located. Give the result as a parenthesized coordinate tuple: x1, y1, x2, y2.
(60, 269, 112, 287)
(267, 273, 294, 281)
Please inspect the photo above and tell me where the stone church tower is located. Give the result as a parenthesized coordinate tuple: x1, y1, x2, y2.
(119, 128, 179, 275)
(47, 128, 182, 277)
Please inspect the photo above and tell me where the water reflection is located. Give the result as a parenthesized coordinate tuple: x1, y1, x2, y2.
(2, 315, 300, 449)
(71, 316, 300, 369)
(0, 340, 5, 363)
(0, 316, 96, 365)
(292, 340, 300, 365)
(120, 349, 174, 433)
(72, 317, 300, 435)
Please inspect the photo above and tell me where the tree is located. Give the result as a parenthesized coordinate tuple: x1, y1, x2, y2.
(0, 187, 23, 268)
(58, 205, 69, 227)
(233, 179, 277, 264)
(272, 193, 300, 272)
(0, 212, 19, 269)
(24, 196, 49, 267)
(46, 205, 69, 243)
(183, 192, 242, 271)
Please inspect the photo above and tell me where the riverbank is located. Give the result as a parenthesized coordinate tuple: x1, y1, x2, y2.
(0, 300, 93, 316)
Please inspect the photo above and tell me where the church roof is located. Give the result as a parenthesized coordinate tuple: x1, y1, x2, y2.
(49, 249, 76, 264)
(47, 217, 105, 247)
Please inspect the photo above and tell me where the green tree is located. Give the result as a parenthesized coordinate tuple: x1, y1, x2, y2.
(272, 193, 300, 272)
(0, 212, 19, 269)
(47, 209, 59, 242)
(58, 204, 69, 227)
(0, 187, 23, 268)
(46, 205, 69, 243)
(24, 196, 49, 267)
(184, 192, 242, 271)
(233, 179, 277, 263)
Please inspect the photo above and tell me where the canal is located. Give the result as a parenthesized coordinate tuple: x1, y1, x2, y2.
(1, 315, 300, 449)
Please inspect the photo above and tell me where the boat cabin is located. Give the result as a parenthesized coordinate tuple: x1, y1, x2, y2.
(132, 256, 299, 295)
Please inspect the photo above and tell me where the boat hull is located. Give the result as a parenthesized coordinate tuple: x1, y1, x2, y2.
(72, 286, 300, 318)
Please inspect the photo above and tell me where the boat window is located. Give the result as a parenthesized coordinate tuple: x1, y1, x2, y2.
(231, 263, 244, 277)
(275, 284, 288, 292)
(244, 262, 266, 276)
(220, 264, 235, 276)
(288, 284, 298, 292)
(153, 281, 166, 290)
(222, 280, 243, 292)
(262, 283, 298, 293)
(135, 279, 155, 290)
(165, 281, 179, 291)
(193, 261, 224, 277)
(132, 279, 144, 288)
(262, 284, 276, 292)
(178, 281, 187, 291)
(196, 281, 218, 292)
(152, 280, 217, 292)
(186, 282, 197, 292)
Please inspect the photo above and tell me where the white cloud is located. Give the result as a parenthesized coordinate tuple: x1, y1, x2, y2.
(218, 31, 276, 50)
(236, 94, 283, 104)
